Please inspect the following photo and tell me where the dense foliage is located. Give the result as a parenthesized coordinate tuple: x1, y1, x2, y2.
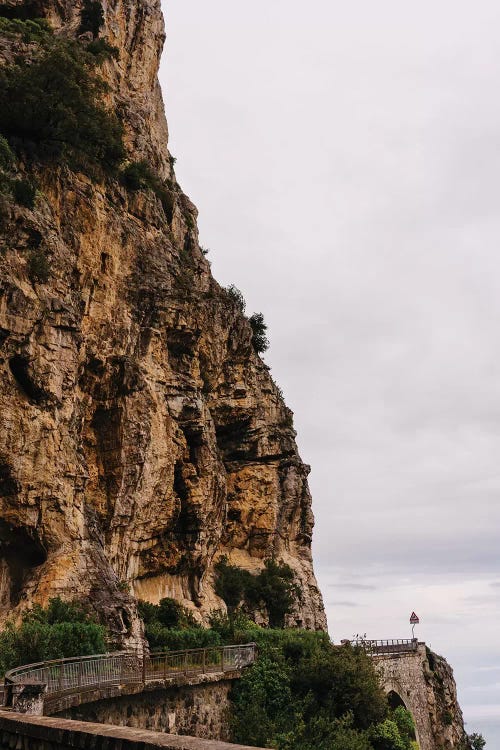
(0, 36, 125, 175)
(214, 558, 297, 627)
(138, 598, 221, 651)
(224, 284, 246, 313)
(468, 733, 486, 750)
(79, 1, 105, 39)
(121, 160, 175, 221)
(0, 16, 52, 43)
(137, 600, 419, 750)
(228, 628, 418, 750)
(249, 312, 269, 353)
(0, 598, 107, 676)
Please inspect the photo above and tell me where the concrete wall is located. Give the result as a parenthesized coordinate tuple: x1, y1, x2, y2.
(55, 679, 234, 742)
(0, 712, 268, 750)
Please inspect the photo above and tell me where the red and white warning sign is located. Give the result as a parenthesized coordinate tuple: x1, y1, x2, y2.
(410, 612, 420, 624)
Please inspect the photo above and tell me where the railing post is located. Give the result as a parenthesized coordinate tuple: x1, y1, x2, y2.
(184, 652, 188, 676)
(142, 651, 146, 684)
(78, 658, 83, 688)
(202, 648, 206, 674)
(58, 663, 64, 694)
(221, 647, 225, 673)
(164, 654, 167, 681)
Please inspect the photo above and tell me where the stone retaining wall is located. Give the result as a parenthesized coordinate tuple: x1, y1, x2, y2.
(55, 679, 235, 741)
(0, 712, 268, 750)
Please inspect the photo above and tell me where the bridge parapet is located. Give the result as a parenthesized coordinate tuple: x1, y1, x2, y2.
(349, 638, 419, 656)
(3, 643, 257, 716)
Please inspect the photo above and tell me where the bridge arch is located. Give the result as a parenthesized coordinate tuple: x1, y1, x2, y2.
(378, 673, 422, 749)
(387, 689, 407, 711)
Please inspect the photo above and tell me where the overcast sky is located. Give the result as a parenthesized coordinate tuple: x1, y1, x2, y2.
(159, 1, 500, 744)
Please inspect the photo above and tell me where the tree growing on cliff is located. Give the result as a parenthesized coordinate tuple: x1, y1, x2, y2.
(79, 0, 105, 39)
(0, 38, 125, 175)
(468, 733, 486, 750)
(249, 312, 269, 353)
(214, 558, 296, 627)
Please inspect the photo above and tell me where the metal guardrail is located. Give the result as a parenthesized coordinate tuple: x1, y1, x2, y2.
(3, 643, 257, 712)
(350, 639, 418, 656)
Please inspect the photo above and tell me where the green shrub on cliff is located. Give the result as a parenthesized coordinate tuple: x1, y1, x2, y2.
(121, 161, 176, 222)
(0, 38, 125, 176)
(214, 557, 296, 627)
(0, 598, 106, 676)
(0, 16, 52, 43)
(79, 0, 105, 39)
(249, 312, 269, 354)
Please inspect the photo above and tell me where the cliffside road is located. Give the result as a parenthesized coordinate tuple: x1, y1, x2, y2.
(3, 644, 257, 716)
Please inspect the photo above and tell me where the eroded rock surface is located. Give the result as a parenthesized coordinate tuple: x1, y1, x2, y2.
(0, 0, 326, 642)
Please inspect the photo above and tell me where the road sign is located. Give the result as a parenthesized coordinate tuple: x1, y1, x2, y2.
(410, 612, 419, 624)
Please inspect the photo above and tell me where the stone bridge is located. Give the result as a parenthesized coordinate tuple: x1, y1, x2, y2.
(356, 639, 463, 750)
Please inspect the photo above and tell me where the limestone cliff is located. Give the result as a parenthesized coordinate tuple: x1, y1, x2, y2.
(424, 648, 470, 750)
(0, 0, 326, 642)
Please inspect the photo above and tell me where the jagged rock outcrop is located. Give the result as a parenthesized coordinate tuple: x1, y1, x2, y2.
(0, 0, 326, 642)
(424, 648, 470, 750)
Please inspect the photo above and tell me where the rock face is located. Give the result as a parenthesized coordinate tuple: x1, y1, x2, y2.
(424, 648, 470, 750)
(0, 0, 326, 642)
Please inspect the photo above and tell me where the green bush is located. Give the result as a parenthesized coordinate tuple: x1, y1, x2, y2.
(224, 284, 246, 313)
(122, 160, 157, 191)
(468, 733, 486, 750)
(12, 178, 36, 208)
(80, 0, 105, 38)
(231, 632, 392, 749)
(208, 610, 257, 643)
(256, 559, 296, 628)
(249, 312, 269, 353)
(27, 249, 50, 283)
(0, 38, 125, 175)
(86, 38, 119, 61)
(145, 624, 221, 652)
(138, 597, 221, 652)
(0, 17, 52, 43)
(0, 135, 13, 170)
(214, 557, 254, 612)
(121, 161, 175, 222)
(0, 597, 106, 676)
(214, 558, 296, 627)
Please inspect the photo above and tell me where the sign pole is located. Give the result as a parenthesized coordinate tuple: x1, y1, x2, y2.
(410, 612, 420, 640)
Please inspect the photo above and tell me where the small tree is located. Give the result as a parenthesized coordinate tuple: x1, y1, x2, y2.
(249, 312, 269, 353)
(12, 178, 36, 208)
(468, 733, 486, 750)
(225, 284, 246, 313)
(80, 0, 104, 38)
(28, 249, 50, 283)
